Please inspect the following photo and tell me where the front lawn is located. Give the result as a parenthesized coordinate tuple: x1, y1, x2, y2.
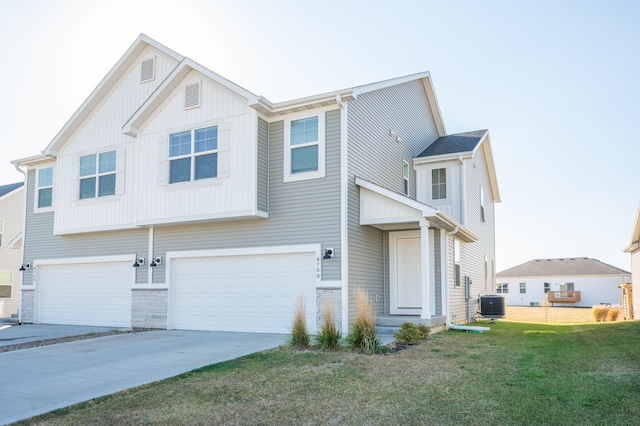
(20, 321, 640, 425)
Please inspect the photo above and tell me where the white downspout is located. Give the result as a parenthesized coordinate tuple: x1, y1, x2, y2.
(445, 226, 459, 326)
(458, 155, 466, 225)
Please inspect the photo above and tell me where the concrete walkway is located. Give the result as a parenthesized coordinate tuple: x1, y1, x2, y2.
(0, 328, 286, 425)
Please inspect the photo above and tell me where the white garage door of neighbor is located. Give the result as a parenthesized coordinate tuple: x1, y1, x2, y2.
(36, 261, 132, 327)
(171, 251, 317, 333)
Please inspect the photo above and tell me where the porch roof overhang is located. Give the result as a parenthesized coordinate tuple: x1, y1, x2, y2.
(355, 177, 478, 243)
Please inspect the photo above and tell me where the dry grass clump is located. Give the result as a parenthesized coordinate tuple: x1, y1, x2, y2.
(314, 298, 342, 350)
(289, 293, 310, 348)
(346, 287, 382, 354)
(593, 304, 622, 322)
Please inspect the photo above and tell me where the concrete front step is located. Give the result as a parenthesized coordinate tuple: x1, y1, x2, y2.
(377, 315, 447, 328)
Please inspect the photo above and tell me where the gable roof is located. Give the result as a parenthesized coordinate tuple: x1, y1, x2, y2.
(0, 182, 24, 198)
(414, 130, 501, 203)
(623, 202, 640, 253)
(497, 257, 630, 278)
(43, 34, 183, 155)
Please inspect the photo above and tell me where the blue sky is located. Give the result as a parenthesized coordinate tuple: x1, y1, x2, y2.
(1, 0, 638, 271)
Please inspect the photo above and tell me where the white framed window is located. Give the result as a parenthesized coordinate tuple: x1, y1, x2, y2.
(454, 238, 461, 287)
(544, 282, 551, 293)
(432, 168, 446, 200)
(497, 283, 508, 294)
(284, 112, 325, 183)
(480, 186, 485, 222)
(520, 282, 526, 293)
(36, 166, 54, 210)
(403, 161, 410, 196)
(169, 125, 218, 184)
(559, 282, 574, 292)
(79, 151, 116, 199)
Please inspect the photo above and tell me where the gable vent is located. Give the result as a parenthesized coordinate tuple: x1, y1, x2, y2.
(184, 82, 201, 109)
(140, 57, 155, 83)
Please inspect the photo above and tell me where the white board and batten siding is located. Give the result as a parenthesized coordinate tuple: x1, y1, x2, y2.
(53, 47, 180, 235)
(346, 80, 440, 318)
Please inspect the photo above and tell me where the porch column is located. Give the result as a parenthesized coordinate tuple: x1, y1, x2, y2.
(420, 219, 431, 319)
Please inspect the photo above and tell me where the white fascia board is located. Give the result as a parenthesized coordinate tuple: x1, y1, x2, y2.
(252, 90, 355, 118)
(413, 152, 473, 166)
(7, 232, 23, 249)
(623, 241, 640, 253)
(352, 72, 430, 96)
(355, 177, 437, 217)
(43, 34, 184, 155)
(11, 154, 56, 168)
(135, 210, 268, 227)
(629, 203, 640, 245)
(167, 244, 320, 260)
(419, 75, 447, 137)
(54, 223, 142, 236)
(0, 186, 23, 203)
(477, 132, 501, 203)
(34, 254, 136, 266)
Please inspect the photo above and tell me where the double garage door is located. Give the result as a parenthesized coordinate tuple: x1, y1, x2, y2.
(170, 251, 317, 333)
(35, 249, 317, 333)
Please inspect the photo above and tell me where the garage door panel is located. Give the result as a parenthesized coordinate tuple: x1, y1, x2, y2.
(37, 262, 132, 328)
(171, 251, 316, 333)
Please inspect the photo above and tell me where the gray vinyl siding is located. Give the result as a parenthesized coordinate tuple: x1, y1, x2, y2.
(21, 169, 149, 287)
(346, 80, 440, 320)
(152, 109, 342, 281)
(450, 148, 497, 322)
(257, 117, 269, 212)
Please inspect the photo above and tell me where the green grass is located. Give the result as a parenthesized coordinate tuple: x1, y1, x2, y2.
(19, 321, 640, 425)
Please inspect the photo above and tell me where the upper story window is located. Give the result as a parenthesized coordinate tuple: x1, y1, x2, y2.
(432, 168, 446, 200)
(480, 186, 485, 222)
(79, 151, 116, 199)
(403, 161, 410, 196)
(284, 112, 326, 183)
(169, 125, 218, 184)
(37, 167, 53, 209)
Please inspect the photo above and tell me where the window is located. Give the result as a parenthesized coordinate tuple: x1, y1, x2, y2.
(497, 283, 509, 294)
(403, 161, 410, 195)
(454, 238, 461, 287)
(284, 113, 325, 182)
(520, 283, 526, 293)
(432, 168, 446, 200)
(544, 282, 550, 293)
(480, 186, 485, 222)
(560, 283, 574, 292)
(79, 151, 116, 199)
(0, 272, 11, 298)
(0, 219, 3, 246)
(37, 167, 53, 208)
(169, 125, 218, 184)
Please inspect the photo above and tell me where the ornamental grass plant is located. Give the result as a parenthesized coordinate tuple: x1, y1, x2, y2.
(314, 298, 342, 350)
(288, 293, 309, 348)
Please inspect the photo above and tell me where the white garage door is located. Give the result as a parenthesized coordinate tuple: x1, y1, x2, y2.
(36, 261, 132, 327)
(170, 251, 317, 333)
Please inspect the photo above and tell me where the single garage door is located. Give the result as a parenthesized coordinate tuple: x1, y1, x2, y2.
(170, 251, 316, 333)
(36, 261, 132, 327)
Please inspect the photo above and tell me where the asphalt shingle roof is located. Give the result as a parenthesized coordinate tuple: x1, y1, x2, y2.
(497, 257, 630, 278)
(417, 130, 487, 158)
(0, 182, 23, 198)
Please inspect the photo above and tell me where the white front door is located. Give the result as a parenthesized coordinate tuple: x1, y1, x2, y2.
(390, 231, 422, 314)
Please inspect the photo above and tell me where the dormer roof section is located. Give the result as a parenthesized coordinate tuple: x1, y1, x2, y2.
(123, 57, 260, 137)
(43, 34, 184, 156)
(414, 130, 501, 203)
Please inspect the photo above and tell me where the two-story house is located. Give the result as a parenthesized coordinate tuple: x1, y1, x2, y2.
(0, 182, 24, 320)
(13, 34, 500, 333)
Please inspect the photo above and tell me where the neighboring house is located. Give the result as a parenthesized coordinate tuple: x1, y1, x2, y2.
(623, 204, 640, 319)
(0, 182, 25, 319)
(496, 258, 630, 307)
(12, 34, 500, 333)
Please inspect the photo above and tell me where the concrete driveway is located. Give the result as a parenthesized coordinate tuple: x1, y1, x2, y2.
(0, 326, 286, 425)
